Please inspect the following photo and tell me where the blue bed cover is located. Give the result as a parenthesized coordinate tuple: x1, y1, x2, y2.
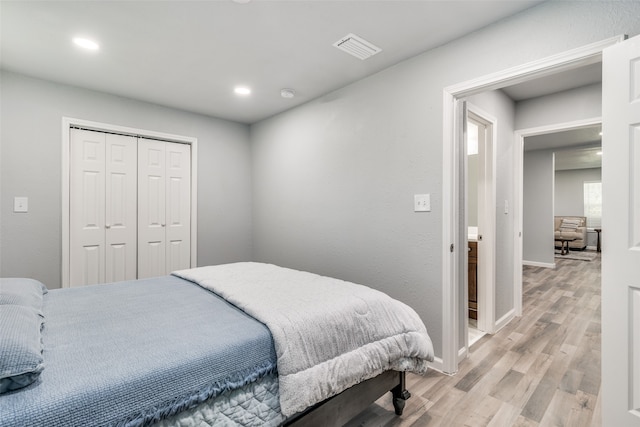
(0, 275, 277, 426)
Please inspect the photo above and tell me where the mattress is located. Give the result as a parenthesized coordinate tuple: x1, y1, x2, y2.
(153, 372, 284, 427)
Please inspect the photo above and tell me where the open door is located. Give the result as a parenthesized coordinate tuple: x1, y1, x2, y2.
(601, 34, 640, 425)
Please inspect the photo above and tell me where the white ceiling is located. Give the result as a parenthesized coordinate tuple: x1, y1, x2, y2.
(0, 0, 544, 124)
(1, 0, 602, 171)
(554, 144, 602, 171)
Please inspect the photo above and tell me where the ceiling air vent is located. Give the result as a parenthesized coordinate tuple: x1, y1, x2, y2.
(333, 33, 382, 60)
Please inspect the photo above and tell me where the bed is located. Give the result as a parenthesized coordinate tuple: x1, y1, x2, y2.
(0, 262, 434, 426)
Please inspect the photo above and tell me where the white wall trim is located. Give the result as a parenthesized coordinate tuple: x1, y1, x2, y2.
(515, 117, 603, 139)
(445, 35, 624, 98)
(441, 35, 622, 373)
(495, 308, 516, 333)
(61, 117, 198, 288)
(458, 345, 468, 364)
(514, 133, 524, 317)
(428, 356, 446, 374)
(441, 92, 459, 375)
(523, 260, 556, 269)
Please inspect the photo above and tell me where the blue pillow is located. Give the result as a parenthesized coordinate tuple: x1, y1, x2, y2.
(0, 278, 48, 307)
(0, 278, 47, 394)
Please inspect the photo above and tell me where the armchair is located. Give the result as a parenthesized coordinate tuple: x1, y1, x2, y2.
(554, 216, 587, 250)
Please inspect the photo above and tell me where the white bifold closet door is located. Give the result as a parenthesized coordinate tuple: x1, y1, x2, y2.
(137, 138, 191, 279)
(70, 129, 137, 287)
(69, 130, 191, 287)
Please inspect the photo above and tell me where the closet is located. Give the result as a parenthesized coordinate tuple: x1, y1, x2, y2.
(69, 128, 191, 287)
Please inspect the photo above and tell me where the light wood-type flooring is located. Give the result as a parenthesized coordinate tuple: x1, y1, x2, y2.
(346, 252, 601, 427)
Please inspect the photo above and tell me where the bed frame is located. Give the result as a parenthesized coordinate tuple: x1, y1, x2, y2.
(283, 371, 410, 426)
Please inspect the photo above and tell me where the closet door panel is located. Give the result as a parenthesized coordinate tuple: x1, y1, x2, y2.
(105, 134, 137, 283)
(81, 245, 102, 286)
(165, 142, 191, 272)
(138, 139, 167, 279)
(142, 240, 165, 279)
(70, 129, 106, 287)
(167, 240, 185, 272)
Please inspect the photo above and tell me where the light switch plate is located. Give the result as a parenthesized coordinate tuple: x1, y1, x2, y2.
(14, 197, 28, 213)
(414, 194, 430, 212)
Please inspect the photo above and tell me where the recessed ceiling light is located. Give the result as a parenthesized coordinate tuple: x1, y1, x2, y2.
(597, 151, 603, 155)
(232, 0, 251, 3)
(234, 86, 251, 96)
(280, 88, 296, 99)
(73, 37, 99, 51)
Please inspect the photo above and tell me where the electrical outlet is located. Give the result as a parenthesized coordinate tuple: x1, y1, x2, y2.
(414, 194, 431, 212)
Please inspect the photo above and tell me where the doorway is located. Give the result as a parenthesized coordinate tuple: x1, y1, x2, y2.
(440, 35, 622, 374)
(517, 120, 602, 268)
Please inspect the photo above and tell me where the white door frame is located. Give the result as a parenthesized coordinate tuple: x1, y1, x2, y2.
(513, 117, 602, 295)
(466, 104, 497, 337)
(61, 117, 199, 288)
(441, 35, 623, 374)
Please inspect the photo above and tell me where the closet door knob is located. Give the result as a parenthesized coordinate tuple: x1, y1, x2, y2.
(161, 224, 166, 227)
(105, 224, 111, 229)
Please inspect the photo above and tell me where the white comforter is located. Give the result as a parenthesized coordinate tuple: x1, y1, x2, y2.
(172, 262, 434, 417)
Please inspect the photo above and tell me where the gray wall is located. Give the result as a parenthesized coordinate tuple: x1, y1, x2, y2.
(0, 71, 253, 288)
(515, 83, 602, 130)
(251, 1, 640, 358)
(523, 149, 555, 265)
(555, 167, 602, 247)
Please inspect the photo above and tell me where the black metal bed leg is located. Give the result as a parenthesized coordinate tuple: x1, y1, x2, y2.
(391, 371, 411, 415)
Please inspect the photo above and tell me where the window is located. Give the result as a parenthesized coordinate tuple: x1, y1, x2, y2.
(584, 181, 602, 228)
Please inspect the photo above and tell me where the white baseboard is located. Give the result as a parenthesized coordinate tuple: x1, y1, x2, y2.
(586, 245, 597, 251)
(523, 260, 555, 268)
(495, 309, 516, 333)
(458, 345, 468, 363)
(427, 356, 446, 374)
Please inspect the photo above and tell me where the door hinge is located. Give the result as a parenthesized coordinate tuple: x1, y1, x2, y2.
(450, 243, 454, 252)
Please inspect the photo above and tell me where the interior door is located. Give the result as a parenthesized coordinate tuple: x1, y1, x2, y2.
(105, 133, 137, 283)
(70, 129, 105, 287)
(138, 138, 167, 279)
(601, 34, 640, 425)
(138, 139, 191, 278)
(165, 142, 191, 272)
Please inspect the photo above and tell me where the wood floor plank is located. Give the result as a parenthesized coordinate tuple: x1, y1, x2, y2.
(566, 390, 598, 427)
(349, 253, 601, 427)
(538, 388, 575, 426)
(486, 402, 523, 427)
(489, 367, 525, 402)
